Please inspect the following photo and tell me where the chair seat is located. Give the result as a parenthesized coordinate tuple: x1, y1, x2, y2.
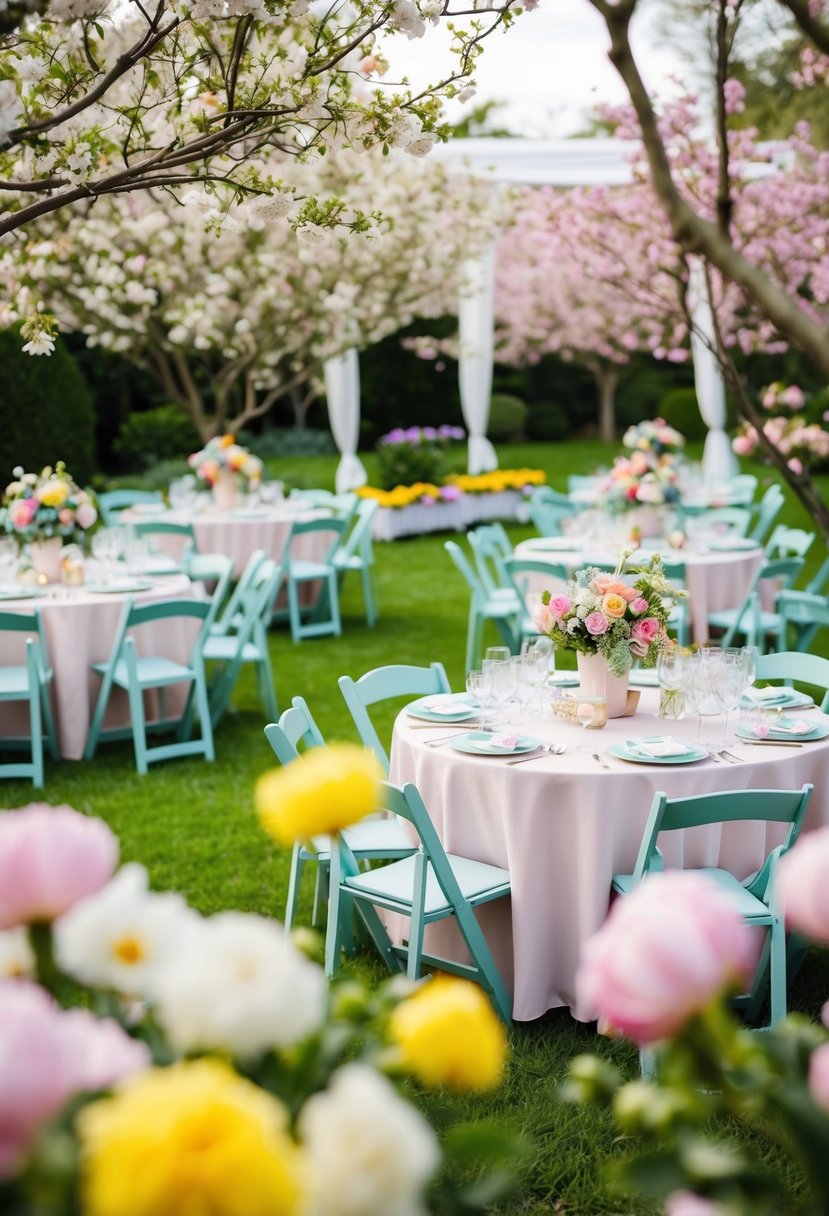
(304, 815, 415, 859)
(203, 636, 263, 664)
(345, 852, 510, 918)
(333, 553, 367, 572)
(0, 666, 36, 698)
(290, 560, 333, 580)
(612, 867, 773, 923)
(709, 609, 782, 631)
(93, 657, 196, 689)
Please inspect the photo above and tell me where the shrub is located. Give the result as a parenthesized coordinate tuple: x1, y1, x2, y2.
(487, 394, 528, 442)
(375, 425, 465, 491)
(249, 428, 337, 458)
(0, 328, 96, 484)
(526, 401, 571, 442)
(657, 387, 709, 442)
(115, 406, 202, 471)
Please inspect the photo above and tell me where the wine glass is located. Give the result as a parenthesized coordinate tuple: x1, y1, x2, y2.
(712, 653, 745, 745)
(685, 653, 712, 743)
(510, 656, 533, 724)
(466, 668, 492, 730)
(483, 658, 512, 729)
(657, 647, 688, 720)
(739, 645, 760, 721)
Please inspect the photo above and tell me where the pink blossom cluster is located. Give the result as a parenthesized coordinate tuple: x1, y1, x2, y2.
(733, 413, 829, 472)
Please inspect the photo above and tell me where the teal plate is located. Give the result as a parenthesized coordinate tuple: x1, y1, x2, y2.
(629, 669, 660, 688)
(450, 731, 542, 756)
(609, 737, 708, 765)
(707, 538, 761, 552)
(735, 719, 829, 742)
(0, 586, 43, 600)
(548, 673, 579, 688)
(740, 688, 814, 710)
(84, 581, 154, 595)
(406, 696, 477, 724)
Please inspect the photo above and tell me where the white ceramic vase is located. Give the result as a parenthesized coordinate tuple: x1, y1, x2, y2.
(576, 651, 630, 719)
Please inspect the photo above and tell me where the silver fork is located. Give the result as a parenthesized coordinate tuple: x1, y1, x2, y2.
(506, 743, 566, 766)
(424, 732, 470, 748)
(593, 752, 610, 770)
(719, 749, 743, 764)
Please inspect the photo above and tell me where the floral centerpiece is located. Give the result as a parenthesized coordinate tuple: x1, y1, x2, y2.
(0, 754, 516, 1216)
(622, 417, 685, 458)
(732, 382, 829, 474)
(3, 463, 98, 547)
(188, 434, 263, 487)
(597, 418, 685, 518)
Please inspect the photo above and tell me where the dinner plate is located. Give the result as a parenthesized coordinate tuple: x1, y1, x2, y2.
(548, 673, 579, 688)
(0, 586, 43, 600)
(406, 696, 477, 724)
(707, 537, 761, 552)
(84, 580, 154, 595)
(629, 668, 660, 688)
(735, 720, 829, 742)
(608, 737, 708, 765)
(740, 687, 814, 710)
(522, 537, 577, 553)
(449, 731, 542, 756)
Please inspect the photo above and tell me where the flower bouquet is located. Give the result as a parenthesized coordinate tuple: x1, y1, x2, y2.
(187, 434, 263, 487)
(2, 463, 98, 547)
(622, 417, 685, 458)
(534, 554, 681, 677)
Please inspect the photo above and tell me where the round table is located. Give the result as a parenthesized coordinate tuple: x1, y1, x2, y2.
(390, 688, 829, 1022)
(0, 574, 196, 760)
(514, 538, 764, 645)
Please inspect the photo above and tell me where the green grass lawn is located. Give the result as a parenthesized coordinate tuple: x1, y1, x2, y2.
(10, 440, 829, 1215)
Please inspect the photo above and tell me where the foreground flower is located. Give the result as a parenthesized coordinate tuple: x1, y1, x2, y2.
(0, 981, 148, 1179)
(79, 1059, 305, 1216)
(576, 872, 753, 1044)
(299, 1063, 439, 1216)
(0, 805, 118, 930)
(665, 1191, 720, 1216)
(256, 744, 383, 845)
(777, 826, 829, 944)
(154, 911, 327, 1058)
(0, 928, 34, 978)
(809, 1042, 829, 1112)
(55, 864, 200, 998)
(389, 976, 507, 1091)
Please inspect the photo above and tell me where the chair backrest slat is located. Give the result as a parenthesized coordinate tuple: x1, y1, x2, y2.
(264, 696, 325, 764)
(339, 663, 451, 771)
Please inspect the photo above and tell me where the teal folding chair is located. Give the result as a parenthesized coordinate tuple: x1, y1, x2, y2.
(777, 579, 829, 651)
(132, 519, 198, 562)
(279, 517, 346, 641)
(611, 784, 813, 1029)
(326, 779, 513, 1025)
(338, 662, 451, 773)
(729, 473, 759, 504)
(661, 557, 691, 647)
(685, 506, 752, 536)
(765, 524, 815, 561)
(748, 484, 785, 544)
(332, 499, 379, 628)
(203, 559, 281, 728)
(264, 697, 415, 930)
(499, 555, 568, 646)
(468, 528, 522, 602)
(754, 651, 829, 712)
(209, 549, 267, 637)
(84, 598, 215, 775)
(706, 556, 804, 650)
(185, 552, 234, 631)
(0, 608, 58, 787)
(527, 500, 574, 538)
(566, 475, 600, 498)
(98, 489, 164, 527)
(444, 540, 520, 672)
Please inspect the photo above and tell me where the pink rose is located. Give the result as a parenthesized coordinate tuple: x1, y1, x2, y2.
(629, 597, 649, 615)
(75, 502, 97, 530)
(533, 602, 556, 633)
(630, 617, 660, 645)
(809, 1042, 829, 1111)
(576, 871, 753, 1044)
(584, 612, 609, 636)
(665, 1192, 719, 1216)
(8, 499, 37, 530)
(0, 805, 118, 930)
(549, 595, 571, 618)
(58, 508, 74, 525)
(780, 385, 805, 409)
(777, 826, 829, 944)
(732, 434, 753, 456)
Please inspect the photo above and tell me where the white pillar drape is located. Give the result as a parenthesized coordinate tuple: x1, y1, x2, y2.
(458, 248, 499, 475)
(688, 258, 738, 486)
(324, 348, 367, 493)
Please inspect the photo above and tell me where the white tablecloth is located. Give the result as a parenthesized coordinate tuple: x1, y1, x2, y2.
(0, 575, 196, 760)
(514, 539, 764, 645)
(390, 689, 829, 1022)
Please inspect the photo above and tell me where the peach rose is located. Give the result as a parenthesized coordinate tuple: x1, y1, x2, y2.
(602, 593, 627, 618)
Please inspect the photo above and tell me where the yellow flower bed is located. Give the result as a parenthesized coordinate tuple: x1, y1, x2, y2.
(356, 469, 545, 509)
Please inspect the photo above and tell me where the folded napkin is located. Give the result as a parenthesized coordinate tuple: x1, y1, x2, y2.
(764, 719, 811, 736)
(745, 685, 788, 704)
(489, 733, 521, 749)
(419, 698, 470, 715)
(631, 737, 693, 758)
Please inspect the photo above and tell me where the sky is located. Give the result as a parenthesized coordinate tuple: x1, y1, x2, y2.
(382, 0, 687, 138)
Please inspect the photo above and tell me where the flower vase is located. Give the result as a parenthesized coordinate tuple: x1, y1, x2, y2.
(627, 505, 667, 540)
(29, 537, 64, 583)
(577, 651, 630, 719)
(212, 468, 238, 512)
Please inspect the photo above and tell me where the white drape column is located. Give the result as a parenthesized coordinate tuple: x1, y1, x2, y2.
(458, 248, 499, 475)
(324, 348, 367, 493)
(688, 258, 738, 486)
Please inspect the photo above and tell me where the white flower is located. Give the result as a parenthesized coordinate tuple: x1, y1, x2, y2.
(153, 911, 327, 1058)
(296, 223, 326, 244)
(405, 133, 438, 158)
(299, 1064, 440, 1216)
(0, 927, 34, 978)
(389, 0, 426, 38)
(54, 864, 200, 998)
(0, 79, 22, 144)
(21, 333, 56, 356)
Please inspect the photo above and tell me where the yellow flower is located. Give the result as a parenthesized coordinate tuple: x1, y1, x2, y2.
(79, 1059, 306, 1216)
(389, 977, 508, 1092)
(219, 433, 235, 448)
(38, 478, 70, 508)
(256, 743, 383, 846)
(602, 593, 627, 618)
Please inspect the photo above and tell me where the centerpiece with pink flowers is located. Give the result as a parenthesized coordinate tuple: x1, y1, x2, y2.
(2, 463, 99, 581)
(599, 418, 685, 520)
(534, 554, 681, 716)
(187, 433, 263, 510)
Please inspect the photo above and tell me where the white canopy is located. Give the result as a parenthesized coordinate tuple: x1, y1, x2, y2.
(324, 348, 367, 493)
(688, 258, 738, 485)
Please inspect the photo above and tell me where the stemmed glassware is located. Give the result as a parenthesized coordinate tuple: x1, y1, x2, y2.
(466, 668, 492, 730)
(484, 657, 513, 729)
(509, 656, 534, 724)
(711, 652, 745, 745)
(657, 648, 689, 720)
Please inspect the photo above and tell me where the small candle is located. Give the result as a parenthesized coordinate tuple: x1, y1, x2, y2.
(577, 696, 608, 730)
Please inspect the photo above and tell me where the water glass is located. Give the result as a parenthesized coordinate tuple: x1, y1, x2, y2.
(483, 658, 512, 728)
(466, 668, 492, 729)
(657, 648, 688, 720)
(509, 656, 534, 723)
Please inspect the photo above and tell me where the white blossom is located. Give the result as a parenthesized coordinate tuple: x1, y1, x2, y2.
(21, 333, 56, 356)
(0, 927, 35, 978)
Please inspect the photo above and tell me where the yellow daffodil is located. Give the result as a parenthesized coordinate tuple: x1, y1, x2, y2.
(389, 976, 508, 1092)
(79, 1059, 306, 1216)
(256, 743, 383, 845)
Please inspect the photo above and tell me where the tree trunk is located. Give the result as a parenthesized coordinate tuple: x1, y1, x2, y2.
(586, 359, 621, 444)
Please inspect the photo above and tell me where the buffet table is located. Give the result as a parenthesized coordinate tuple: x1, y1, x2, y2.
(390, 688, 829, 1022)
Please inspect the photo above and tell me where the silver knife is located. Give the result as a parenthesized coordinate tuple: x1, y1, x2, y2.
(739, 739, 804, 749)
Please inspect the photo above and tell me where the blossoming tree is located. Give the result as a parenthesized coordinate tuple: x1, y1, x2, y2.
(3, 149, 498, 437)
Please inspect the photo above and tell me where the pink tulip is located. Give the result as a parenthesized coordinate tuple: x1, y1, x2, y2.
(0, 805, 118, 930)
(809, 1042, 829, 1111)
(777, 827, 829, 944)
(576, 872, 753, 1044)
(665, 1191, 719, 1216)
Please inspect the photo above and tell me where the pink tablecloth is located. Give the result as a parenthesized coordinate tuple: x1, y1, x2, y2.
(0, 575, 197, 760)
(390, 689, 829, 1022)
(514, 539, 764, 645)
